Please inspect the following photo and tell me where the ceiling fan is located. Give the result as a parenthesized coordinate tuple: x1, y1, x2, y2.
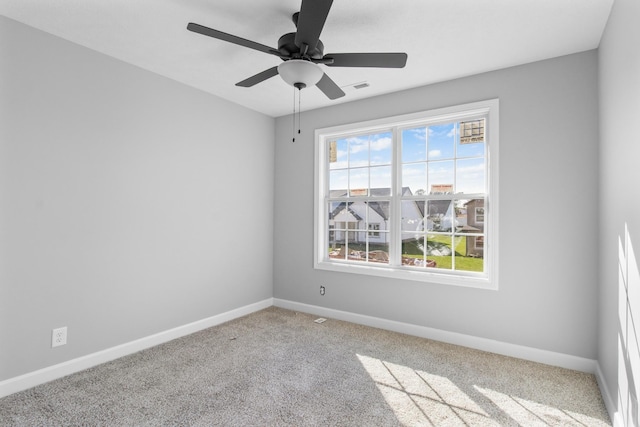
(187, 0, 408, 100)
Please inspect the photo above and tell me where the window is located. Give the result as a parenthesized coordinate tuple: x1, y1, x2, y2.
(315, 100, 499, 289)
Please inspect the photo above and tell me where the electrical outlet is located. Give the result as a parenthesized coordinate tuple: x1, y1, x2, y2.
(52, 327, 67, 348)
(320, 285, 325, 296)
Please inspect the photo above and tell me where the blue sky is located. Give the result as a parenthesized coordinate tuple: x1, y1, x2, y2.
(329, 122, 485, 195)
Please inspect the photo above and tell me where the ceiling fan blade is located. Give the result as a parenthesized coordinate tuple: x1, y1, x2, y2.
(324, 53, 408, 68)
(316, 73, 345, 100)
(235, 66, 280, 87)
(294, 0, 333, 52)
(187, 23, 280, 57)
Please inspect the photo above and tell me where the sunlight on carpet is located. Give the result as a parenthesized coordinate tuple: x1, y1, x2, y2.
(357, 353, 609, 426)
(475, 386, 609, 426)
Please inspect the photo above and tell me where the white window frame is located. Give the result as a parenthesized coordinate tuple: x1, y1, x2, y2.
(314, 99, 499, 290)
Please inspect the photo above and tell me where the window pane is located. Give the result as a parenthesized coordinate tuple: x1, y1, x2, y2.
(454, 198, 484, 273)
(349, 168, 369, 196)
(368, 240, 389, 264)
(370, 166, 391, 192)
(349, 136, 369, 167)
(401, 200, 425, 232)
(457, 199, 484, 227)
(456, 157, 485, 194)
(402, 127, 427, 163)
(455, 199, 484, 230)
(402, 163, 427, 195)
(370, 132, 392, 165)
(428, 123, 455, 160)
(328, 201, 355, 260)
(402, 234, 426, 266)
(328, 201, 343, 222)
(427, 234, 452, 270)
(428, 160, 454, 194)
(329, 202, 353, 245)
(453, 234, 484, 272)
(329, 139, 348, 170)
(457, 139, 485, 158)
(346, 249, 364, 261)
(366, 201, 390, 230)
(329, 170, 348, 193)
(365, 201, 389, 265)
(426, 200, 454, 232)
(329, 242, 346, 260)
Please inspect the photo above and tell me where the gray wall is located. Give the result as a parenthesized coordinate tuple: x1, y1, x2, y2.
(598, 0, 640, 423)
(274, 51, 600, 359)
(0, 16, 275, 381)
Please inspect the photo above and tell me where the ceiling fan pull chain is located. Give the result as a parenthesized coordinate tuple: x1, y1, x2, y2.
(298, 88, 302, 137)
(292, 87, 296, 142)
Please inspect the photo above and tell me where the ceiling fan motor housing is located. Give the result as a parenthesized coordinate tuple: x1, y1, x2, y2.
(278, 32, 324, 59)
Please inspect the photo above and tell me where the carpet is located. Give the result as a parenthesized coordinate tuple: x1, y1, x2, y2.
(0, 307, 610, 426)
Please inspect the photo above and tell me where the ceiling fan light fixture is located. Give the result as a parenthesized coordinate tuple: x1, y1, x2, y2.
(278, 60, 323, 89)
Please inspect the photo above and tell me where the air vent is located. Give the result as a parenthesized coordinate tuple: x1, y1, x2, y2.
(353, 82, 370, 90)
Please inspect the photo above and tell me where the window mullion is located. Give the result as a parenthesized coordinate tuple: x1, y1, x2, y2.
(389, 126, 401, 267)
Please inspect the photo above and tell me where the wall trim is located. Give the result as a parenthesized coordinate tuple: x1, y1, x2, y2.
(274, 298, 598, 374)
(0, 298, 273, 399)
(595, 362, 622, 426)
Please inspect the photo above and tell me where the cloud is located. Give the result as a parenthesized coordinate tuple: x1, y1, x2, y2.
(456, 162, 486, 193)
(371, 137, 392, 152)
(428, 124, 456, 139)
(345, 135, 392, 154)
(457, 163, 485, 173)
(406, 128, 426, 140)
(428, 149, 442, 158)
(402, 166, 425, 177)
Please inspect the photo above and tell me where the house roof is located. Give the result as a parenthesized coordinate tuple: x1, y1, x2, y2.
(329, 187, 412, 198)
(464, 199, 484, 207)
(330, 203, 363, 221)
(329, 188, 408, 221)
(328, 189, 484, 222)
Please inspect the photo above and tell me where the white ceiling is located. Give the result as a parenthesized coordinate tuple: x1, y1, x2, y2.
(0, 0, 613, 117)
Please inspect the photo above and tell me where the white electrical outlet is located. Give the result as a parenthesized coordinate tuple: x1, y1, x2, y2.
(52, 327, 67, 348)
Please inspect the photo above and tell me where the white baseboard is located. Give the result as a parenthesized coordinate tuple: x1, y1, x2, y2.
(274, 298, 598, 374)
(0, 298, 273, 399)
(594, 363, 621, 426)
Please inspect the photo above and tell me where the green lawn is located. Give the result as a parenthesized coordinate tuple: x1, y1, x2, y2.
(333, 236, 483, 272)
(402, 235, 483, 272)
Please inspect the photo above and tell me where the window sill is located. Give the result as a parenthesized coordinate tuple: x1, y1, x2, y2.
(314, 260, 497, 290)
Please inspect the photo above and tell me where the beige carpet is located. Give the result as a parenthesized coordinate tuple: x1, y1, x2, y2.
(0, 307, 610, 426)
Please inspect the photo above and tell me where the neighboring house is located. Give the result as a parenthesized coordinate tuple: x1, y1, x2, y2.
(330, 200, 389, 244)
(329, 188, 422, 246)
(328, 189, 485, 258)
(462, 199, 485, 257)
